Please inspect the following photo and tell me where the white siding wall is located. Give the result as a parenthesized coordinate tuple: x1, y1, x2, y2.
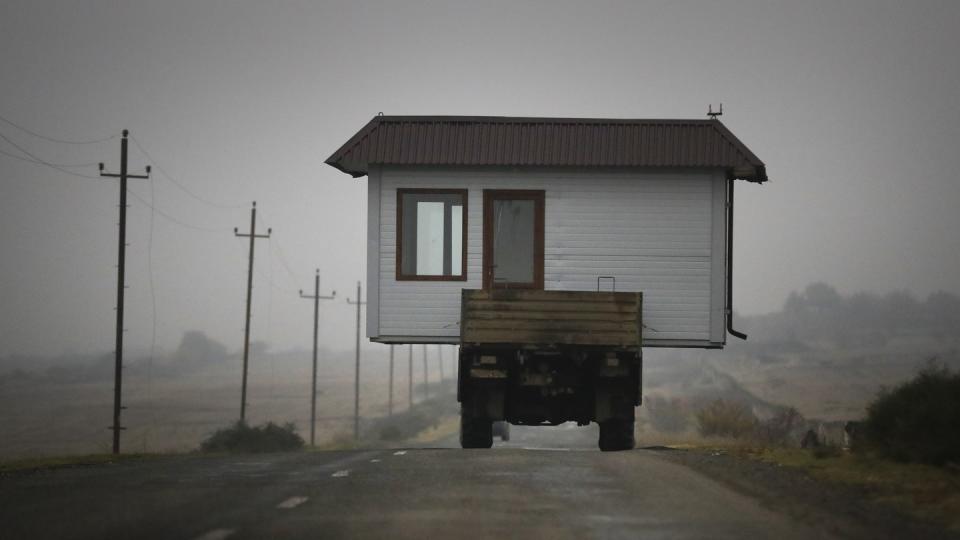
(372, 167, 727, 347)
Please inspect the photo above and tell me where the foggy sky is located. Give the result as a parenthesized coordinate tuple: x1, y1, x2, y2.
(1, 0, 959, 358)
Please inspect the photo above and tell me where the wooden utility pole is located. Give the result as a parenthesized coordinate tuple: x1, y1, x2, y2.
(234, 202, 271, 422)
(422, 344, 429, 400)
(299, 269, 335, 446)
(346, 282, 366, 440)
(388, 345, 395, 416)
(408, 344, 413, 409)
(99, 130, 150, 455)
(454, 345, 459, 382)
(437, 344, 444, 382)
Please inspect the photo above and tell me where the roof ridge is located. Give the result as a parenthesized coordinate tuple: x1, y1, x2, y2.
(372, 115, 718, 124)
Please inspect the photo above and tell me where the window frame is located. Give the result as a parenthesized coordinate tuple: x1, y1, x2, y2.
(395, 188, 469, 282)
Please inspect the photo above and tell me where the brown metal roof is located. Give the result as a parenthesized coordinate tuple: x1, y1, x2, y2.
(325, 116, 767, 182)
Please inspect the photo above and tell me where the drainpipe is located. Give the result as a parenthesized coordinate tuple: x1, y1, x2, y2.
(726, 178, 748, 340)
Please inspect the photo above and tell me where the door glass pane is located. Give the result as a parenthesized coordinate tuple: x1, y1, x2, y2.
(451, 205, 463, 275)
(492, 199, 534, 284)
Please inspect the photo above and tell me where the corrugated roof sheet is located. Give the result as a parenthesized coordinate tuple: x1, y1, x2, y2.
(325, 116, 767, 182)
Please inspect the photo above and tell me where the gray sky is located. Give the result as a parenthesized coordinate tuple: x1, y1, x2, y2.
(1, 0, 959, 357)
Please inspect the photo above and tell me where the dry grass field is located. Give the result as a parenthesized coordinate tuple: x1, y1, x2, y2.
(0, 346, 458, 459)
(3, 332, 958, 460)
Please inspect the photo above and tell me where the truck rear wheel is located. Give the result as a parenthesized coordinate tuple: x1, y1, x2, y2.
(598, 419, 635, 451)
(460, 409, 493, 449)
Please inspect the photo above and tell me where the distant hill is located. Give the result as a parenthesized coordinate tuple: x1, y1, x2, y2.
(735, 283, 960, 349)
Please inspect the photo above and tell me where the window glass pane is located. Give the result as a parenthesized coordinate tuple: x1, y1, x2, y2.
(416, 202, 444, 275)
(400, 191, 464, 277)
(492, 199, 534, 284)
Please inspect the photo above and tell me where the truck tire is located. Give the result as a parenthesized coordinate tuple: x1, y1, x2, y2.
(598, 419, 635, 451)
(460, 409, 493, 449)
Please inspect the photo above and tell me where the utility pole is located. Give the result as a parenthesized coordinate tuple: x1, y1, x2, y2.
(346, 282, 366, 440)
(99, 130, 150, 455)
(454, 345, 459, 382)
(299, 269, 335, 446)
(422, 344, 430, 400)
(388, 345, 395, 416)
(408, 344, 413, 409)
(437, 344, 444, 382)
(234, 202, 271, 422)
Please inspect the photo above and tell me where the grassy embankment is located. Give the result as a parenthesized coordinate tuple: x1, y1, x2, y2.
(0, 385, 460, 471)
(695, 444, 960, 533)
(315, 385, 460, 451)
(0, 453, 161, 474)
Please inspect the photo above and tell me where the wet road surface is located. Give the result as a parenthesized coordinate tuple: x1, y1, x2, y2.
(3, 424, 833, 540)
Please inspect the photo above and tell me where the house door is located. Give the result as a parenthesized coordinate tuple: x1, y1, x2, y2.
(482, 190, 545, 289)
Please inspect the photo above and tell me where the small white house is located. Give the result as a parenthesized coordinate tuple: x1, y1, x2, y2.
(326, 116, 767, 349)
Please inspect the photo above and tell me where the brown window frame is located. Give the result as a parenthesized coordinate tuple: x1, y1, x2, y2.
(395, 188, 469, 282)
(482, 189, 545, 290)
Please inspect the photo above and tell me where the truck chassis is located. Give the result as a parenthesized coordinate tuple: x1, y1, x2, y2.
(458, 289, 642, 451)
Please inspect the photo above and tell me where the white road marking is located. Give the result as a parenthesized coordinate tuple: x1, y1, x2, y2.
(332, 469, 350, 477)
(276, 496, 309, 509)
(522, 447, 571, 452)
(370, 458, 381, 463)
(393, 450, 407, 456)
(193, 529, 236, 540)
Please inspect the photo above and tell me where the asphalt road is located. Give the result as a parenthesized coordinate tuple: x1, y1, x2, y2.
(0, 423, 847, 540)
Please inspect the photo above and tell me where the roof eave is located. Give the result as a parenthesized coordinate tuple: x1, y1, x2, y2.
(729, 165, 768, 183)
(325, 116, 770, 182)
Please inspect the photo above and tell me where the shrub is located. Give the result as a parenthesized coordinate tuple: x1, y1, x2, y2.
(201, 421, 304, 453)
(860, 362, 960, 465)
(646, 396, 690, 433)
(695, 399, 757, 438)
(812, 444, 843, 460)
(754, 407, 804, 446)
(378, 424, 404, 441)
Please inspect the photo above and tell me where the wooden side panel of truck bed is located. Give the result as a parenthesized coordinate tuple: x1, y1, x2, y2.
(460, 289, 642, 349)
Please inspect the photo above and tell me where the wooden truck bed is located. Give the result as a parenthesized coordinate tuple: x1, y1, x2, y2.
(460, 289, 642, 349)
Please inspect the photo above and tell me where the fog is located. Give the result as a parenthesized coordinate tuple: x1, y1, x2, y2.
(2, 0, 959, 358)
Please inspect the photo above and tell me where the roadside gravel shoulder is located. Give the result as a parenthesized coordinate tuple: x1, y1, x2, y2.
(651, 447, 959, 540)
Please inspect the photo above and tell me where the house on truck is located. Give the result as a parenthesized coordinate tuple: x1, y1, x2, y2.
(325, 115, 767, 449)
(326, 115, 766, 347)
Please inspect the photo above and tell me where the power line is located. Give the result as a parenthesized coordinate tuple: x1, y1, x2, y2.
(0, 130, 101, 179)
(254, 265, 299, 295)
(269, 239, 302, 287)
(257, 211, 304, 283)
(0, 113, 117, 144)
(129, 135, 246, 210)
(126, 188, 230, 233)
(0, 145, 100, 168)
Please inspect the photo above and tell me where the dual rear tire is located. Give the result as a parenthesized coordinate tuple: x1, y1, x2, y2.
(460, 409, 493, 448)
(598, 419, 635, 451)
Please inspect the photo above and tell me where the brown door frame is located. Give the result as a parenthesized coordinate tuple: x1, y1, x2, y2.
(482, 189, 545, 290)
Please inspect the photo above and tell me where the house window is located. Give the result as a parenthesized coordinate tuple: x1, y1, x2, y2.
(397, 189, 467, 280)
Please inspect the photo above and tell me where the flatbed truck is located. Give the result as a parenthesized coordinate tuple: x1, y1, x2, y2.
(458, 289, 643, 451)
